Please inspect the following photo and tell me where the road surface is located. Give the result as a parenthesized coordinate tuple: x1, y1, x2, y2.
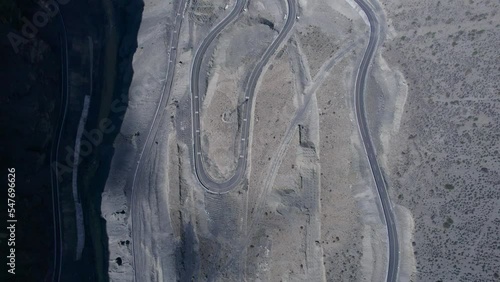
(130, 1, 187, 281)
(352, 0, 400, 281)
(49, 12, 68, 282)
(190, 0, 297, 194)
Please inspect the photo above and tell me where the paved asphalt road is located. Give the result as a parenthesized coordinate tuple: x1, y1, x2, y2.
(352, 0, 400, 281)
(130, 1, 187, 280)
(50, 12, 68, 282)
(191, 0, 296, 194)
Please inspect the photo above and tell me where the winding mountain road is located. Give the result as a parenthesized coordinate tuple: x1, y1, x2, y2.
(352, 0, 400, 281)
(130, 1, 187, 280)
(191, 0, 297, 194)
(50, 12, 68, 282)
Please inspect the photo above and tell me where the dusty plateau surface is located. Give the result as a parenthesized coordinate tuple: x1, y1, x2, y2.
(100, 0, 499, 280)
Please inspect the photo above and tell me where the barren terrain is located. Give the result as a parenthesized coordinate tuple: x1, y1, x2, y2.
(99, 0, 499, 280)
(371, 0, 500, 281)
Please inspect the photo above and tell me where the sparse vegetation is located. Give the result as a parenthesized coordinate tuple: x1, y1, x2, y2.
(443, 217, 454, 228)
(383, 0, 499, 280)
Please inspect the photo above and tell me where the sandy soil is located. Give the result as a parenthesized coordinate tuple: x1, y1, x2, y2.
(94, 0, 493, 279)
(101, 0, 179, 280)
(200, 20, 275, 181)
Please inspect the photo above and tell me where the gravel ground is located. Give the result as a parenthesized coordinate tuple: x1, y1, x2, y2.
(96, 0, 476, 279)
(370, 0, 500, 280)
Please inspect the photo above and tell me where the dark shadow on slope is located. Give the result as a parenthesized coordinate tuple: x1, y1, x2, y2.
(0, 1, 62, 280)
(176, 221, 201, 282)
(0, 0, 145, 279)
(75, 0, 144, 281)
(257, 17, 275, 30)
